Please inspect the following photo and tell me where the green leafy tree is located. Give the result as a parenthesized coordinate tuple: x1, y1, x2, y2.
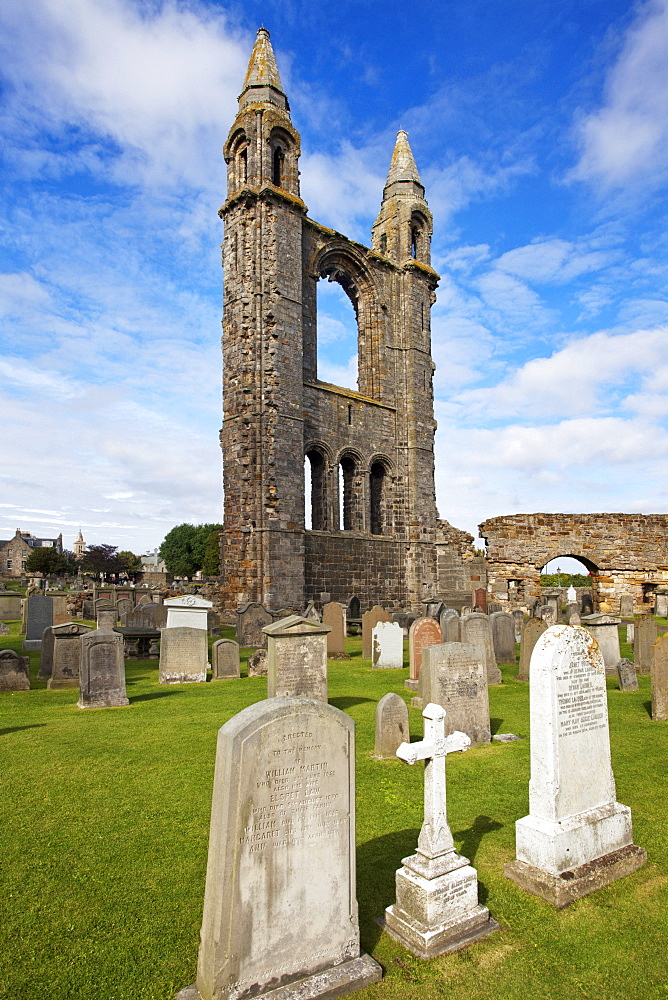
(202, 527, 222, 576)
(159, 523, 222, 578)
(117, 551, 142, 576)
(25, 547, 70, 577)
(540, 573, 591, 588)
(80, 544, 122, 579)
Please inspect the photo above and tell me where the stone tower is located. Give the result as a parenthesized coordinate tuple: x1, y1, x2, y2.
(219, 28, 445, 614)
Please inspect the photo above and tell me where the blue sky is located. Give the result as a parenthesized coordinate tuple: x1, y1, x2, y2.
(0, 0, 666, 560)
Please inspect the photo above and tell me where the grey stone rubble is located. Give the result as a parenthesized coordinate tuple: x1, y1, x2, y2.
(263, 615, 329, 702)
(374, 692, 410, 759)
(417, 642, 491, 746)
(177, 696, 382, 1000)
(380, 703, 498, 958)
(78, 629, 129, 708)
(211, 639, 240, 680)
(505, 624, 646, 907)
(159, 627, 208, 684)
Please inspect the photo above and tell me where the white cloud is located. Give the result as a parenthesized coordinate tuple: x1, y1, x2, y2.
(570, 0, 668, 190)
(494, 238, 619, 285)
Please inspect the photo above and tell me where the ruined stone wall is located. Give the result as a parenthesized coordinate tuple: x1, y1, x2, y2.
(480, 512, 668, 612)
(304, 533, 408, 610)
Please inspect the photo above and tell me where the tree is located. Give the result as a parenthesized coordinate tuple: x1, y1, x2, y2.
(117, 551, 142, 576)
(202, 527, 222, 576)
(159, 523, 222, 578)
(80, 544, 122, 579)
(25, 547, 70, 577)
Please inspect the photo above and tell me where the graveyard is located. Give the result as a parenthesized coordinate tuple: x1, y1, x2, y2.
(1, 614, 667, 1000)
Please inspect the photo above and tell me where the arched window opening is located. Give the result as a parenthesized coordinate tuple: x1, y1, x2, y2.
(339, 455, 358, 531)
(272, 146, 284, 187)
(239, 147, 247, 183)
(305, 450, 327, 531)
(380, 233, 387, 254)
(370, 461, 388, 535)
(410, 225, 419, 259)
(316, 276, 358, 391)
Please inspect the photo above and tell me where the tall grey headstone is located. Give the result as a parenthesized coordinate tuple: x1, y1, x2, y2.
(25, 594, 53, 644)
(491, 612, 516, 664)
(650, 634, 668, 721)
(460, 613, 501, 685)
(655, 594, 668, 617)
(39, 625, 55, 678)
(48, 622, 94, 689)
(518, 617, 547, 681)
(505, 625, 646, 907)
(211, 639, 240, 680)
(78, 629, 129, 708)
(439, 608, 460, 643)
(512, 609, 524, 642)
(581, 613, 622, 674)
(616, 658, 638, 692)
(96, 606, 117, 631)
(236, 603, 273, 647)
(380, 703, 498, 957)
(634, 614, 658, 674)
(177, 697, 382, 1000)
(159, 627, 208, 684)
(0, 649, 30, 690)
(263, 615, 329, 702)
(619, 594, 634, 617)
(374, 693, 409, 759)
(371, 621, 403, 669)
(418, 643, 491, 746)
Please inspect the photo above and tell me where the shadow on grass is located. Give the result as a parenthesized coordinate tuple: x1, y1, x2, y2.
(453, 814, 504, 866)
(329, 696, 375, 710)
(130, 691, 181, 703)
(0, 724, 47, 736)
(490, 717, 503, 735)
(643, 700, 653, 718)
(357, 828, 420, 953)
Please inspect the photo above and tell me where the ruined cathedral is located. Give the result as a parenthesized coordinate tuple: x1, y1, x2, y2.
(219, 29, 479, 614)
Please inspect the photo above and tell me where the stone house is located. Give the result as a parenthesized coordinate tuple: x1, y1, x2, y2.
(0, 529, 63, 578)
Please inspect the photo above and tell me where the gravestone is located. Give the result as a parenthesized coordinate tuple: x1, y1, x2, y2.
(78, 629, 129, 708)
(207, 609, 221, 632)
(211, 639, 240, 680)
(236, 603, 273, 647)
(581, 593, 594, 615)
(374, 693, 409, 758)
(137, 593, 152, 606)
(82, 599, 95, 620)
(39, 626, 55, 678)
(380, 703, 498, 957)
(304, 601, 321, 622)
(0, 649, 30, 690)
(518, 617, 547, 681)
(505, 625, 646, 907)
(567, 585, 577, 603)
(406, 617, 442, 691)
(655, 594, 668, 617)
(634, 614, 658, 674)
(418, 643, 491, 746)
(512, 609, 524, 642)
(371, 621, 404, 669)
(263, 616, 329, 702)
(116, 598, 133, 620)
(487, 601, 502, 614)
(650, 634, 668, 721)
(619, 594, 634, 617)
(531, 599, 543, 618)
(362, 605, 392, 659)
(123, 605, 159, 629)
(159, 627, 207, 684)
(48, 622, 94, 689)
(51, 593, 69, 625)
(165, 595, 212, 631)
(626, 623, 634, 643)
(439, 608, 460, 642)
(322, 602, 346, 655)
(0, 594, 22, 619)
(616, 658, 638, 692)
(546, 594, 560, 619)
(460, 613, 501, 685)
(472, 588, 487, 614)
(0, 623, 9, 636)
(177, 697, 382, 1000)
(581, 613, 622, 673)
(423, 600, 445, 620)
(96, 605, 117, 631)
(491, 612, 516, 664)
(248, 648, 268, 677)
(24, 594, 53, 647)
(539, 606, 556, 626)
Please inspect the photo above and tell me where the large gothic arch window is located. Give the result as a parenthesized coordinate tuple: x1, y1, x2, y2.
(305, 448, 328, 531)
(338, 452, 363, 531)
(369, 459, 391, 535)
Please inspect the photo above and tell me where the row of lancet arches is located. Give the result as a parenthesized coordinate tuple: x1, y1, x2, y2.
(305, 449, 392, 535)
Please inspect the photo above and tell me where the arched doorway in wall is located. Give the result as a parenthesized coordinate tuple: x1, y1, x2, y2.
(538, 554, 598, 607)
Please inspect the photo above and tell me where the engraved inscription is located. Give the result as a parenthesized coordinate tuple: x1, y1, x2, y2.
(556, 650, 606, 738)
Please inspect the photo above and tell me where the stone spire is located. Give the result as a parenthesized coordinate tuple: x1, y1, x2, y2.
(239, 27, 288, 111)
(383, 130, 424, 199)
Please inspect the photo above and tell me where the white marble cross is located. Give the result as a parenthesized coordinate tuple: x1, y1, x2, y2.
(396, 703, 470, 860)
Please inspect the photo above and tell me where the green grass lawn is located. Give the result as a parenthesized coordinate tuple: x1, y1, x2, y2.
(1, 623, 667, 1000)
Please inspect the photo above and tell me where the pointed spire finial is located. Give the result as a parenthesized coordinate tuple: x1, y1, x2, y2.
(241, 27, 285, 97)
(385, 130, 423, 188)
